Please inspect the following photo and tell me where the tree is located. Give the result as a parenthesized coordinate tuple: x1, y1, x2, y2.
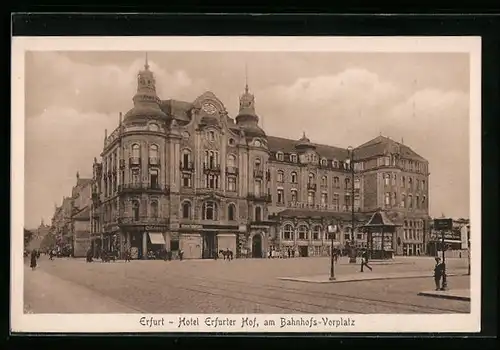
(40, 233, 57, 250)
(24, 229, 33, 249)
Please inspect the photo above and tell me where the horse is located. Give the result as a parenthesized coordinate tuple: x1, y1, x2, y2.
(219, 249, 233, 260)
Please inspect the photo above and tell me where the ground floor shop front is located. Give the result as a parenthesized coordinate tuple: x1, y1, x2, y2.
(91, 227, 270, 260)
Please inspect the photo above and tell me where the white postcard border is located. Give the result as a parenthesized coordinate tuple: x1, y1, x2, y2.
(11, 36, 481, 333)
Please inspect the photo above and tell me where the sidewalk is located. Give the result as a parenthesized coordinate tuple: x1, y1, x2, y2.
(23, 265, 143, 313)
(278, 269, 469, 284)
(418, 289, 471, 301)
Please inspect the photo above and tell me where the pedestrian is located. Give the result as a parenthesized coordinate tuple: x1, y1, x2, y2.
(360, 249, 372, 272)
(179, 249, 184, 261)
(287, 248, 291, 258)
(433, 257, 445, 290)
(125, 249, 131, 262)
(49, 249, 54, 261)
(30, 249, 38, 270)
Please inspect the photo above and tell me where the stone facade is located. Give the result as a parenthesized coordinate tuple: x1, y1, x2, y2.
(83, 56, 430, 259)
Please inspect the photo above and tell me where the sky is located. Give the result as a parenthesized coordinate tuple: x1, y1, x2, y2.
(24, 51, 470, 229)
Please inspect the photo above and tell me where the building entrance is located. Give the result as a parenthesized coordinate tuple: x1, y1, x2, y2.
(252, 234, 262, 258)
(298, 245, 309, 257)
(202, 232, 217, 259)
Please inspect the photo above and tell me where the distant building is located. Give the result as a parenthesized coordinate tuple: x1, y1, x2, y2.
(69, 172, 93, 257)
(84, 56, 431, 260)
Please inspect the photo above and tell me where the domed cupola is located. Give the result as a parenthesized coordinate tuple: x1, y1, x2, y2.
(235, 80, 266, 138)
(124, 53, 168, 122)
(295, 131, 316, 150)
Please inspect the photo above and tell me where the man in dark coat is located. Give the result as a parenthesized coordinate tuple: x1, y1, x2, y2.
(30, 250, 38, 270)
(360, 249, 373, 272)
(434, 257, 445, 290)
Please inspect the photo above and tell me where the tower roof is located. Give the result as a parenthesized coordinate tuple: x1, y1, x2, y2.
(295, 131, 315, 150)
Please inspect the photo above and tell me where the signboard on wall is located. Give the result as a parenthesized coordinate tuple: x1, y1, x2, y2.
(434, 218, 452, 230)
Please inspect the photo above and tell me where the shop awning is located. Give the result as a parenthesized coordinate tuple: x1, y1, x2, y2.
(148, 232, 166, 245)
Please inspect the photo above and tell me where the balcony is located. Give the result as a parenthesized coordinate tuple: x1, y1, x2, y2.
(226, 166, 239, 175)
(307, 183, 317, 191)
(129, 157, 141, 167)
(203, 163, 221, 174)
(118, 183, 170, 194)
(180, 161, 195, 172)
(253, 169, 264, 179)
(149, 157, 160, 166)
(247, 193, 272, 202)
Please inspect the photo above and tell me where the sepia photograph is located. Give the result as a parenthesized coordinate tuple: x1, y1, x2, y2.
(11, 36, 481, 333)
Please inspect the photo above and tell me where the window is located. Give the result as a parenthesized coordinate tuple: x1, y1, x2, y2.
(333, 160, 339, 168)
(321, 158, 327, 166)
(344, 177, 351, 189)
(131, 169, 140, 185)
(354, 177, 360, 189)
(422, 180, 426, 190)
(307, 191, 315, 205)
(131, 144, 140, 164)
(208, 131, 215, 142)
(298, 225, 308, 240)
(354, 195, 361, 211)
(401, 194, 406, 208)
(283, 224, 293, 240)
(228, 204, 236, 221)
(321, 193, 327, 206)
(277, 189, 284, 204)
(402, 176, 406, 187)
(277, 170, 284, 183)
(149, 144, 159, 164)
(321, 175, 327, 187)
(345, 194, 352, 209)
(254, 180, 261, 196)
(182, 173, 192, 188)
(254, 158, 261, 169)
(408, 195, 413, 209)
(408, 177, 413, 189)
(290, 154, 297, 163)
(205, 150, 218, 169)
(392, 192, 397, 206)
(404, 229, 408, 240)
(308, 173, 315, 185)
(150, 201, 158, 218)
(206, 174, 218, 189)
(333, 194, 340, 210)
(276, 152, 284, 161)
(384, 174, 390, 186)
(291, 172, 297, 183)
(416, 195, 420, 209)
(227, 177, 236, 191)
(182, 202, 191, 219)
(227, 154, 236, 167)
(392, 174, 397, 186)
(422, 195, 426, 207)
(202, 201, 218, 220)
(383, 156, 390, 166)
(132, 200, 140, 221)
(182, 149, 192, 169)
(150, 169, 158, 188)
(255, 207, 262, 222)
(333, 177, 340, 188)
(291, 189, 298, 202)
(385, 192, 391, 207)
(313, 226, 321, 240)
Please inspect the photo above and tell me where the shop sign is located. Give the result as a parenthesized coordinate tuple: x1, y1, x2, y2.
(145, 225, 164, 231)
(180, 224, 203, 230)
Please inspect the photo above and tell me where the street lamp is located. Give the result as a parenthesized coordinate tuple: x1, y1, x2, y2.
(347, 146, 357, 264)
(328, 223, 339, 280)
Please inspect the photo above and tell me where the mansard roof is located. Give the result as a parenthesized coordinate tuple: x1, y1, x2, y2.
(267, 136, 349, 161)
(355, 135, 426, 162)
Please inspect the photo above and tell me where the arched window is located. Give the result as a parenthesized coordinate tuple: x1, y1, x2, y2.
(283, 224, 294, 240)
(149, 144, 159, 159)
(150, 201, 158, 218)
(321, 175, 327, 186)
(277, 170, 284, 182)
(313, 225, 321, 240)
(254, 158, 261, 169)
(182, 201, 191, 219)
(291, 172, 297, 183)
(344, 177, 351, 189)
(131, 144, 140, 164)
(307, 191, 315, 205)
(149, 123, 159, 132)
(291, 189, 298, 202)
(255, 206, 262, 222)
(132, 200, 140, 221)
(228, 204, 236, 221)
(182, 149, 192, 169)
(202, 201, 218, 220)
(227, 154, 236, 167)
(308, 173, 315, 184)
(298, 225, 308, 240)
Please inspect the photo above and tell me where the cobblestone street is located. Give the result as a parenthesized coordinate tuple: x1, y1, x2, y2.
(24, 256, 470, 314)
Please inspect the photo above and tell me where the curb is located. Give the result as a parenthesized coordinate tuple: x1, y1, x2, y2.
(279, 272, 469, 284)
(418, 291, 471, 302)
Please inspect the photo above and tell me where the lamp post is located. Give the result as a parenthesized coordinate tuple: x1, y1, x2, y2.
(347, 146, 357, 264)
(328, 223, 338, 280)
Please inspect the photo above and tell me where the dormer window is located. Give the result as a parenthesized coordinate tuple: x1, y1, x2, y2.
(321, 158, 327, 167)
(290, 154, 298, 163)
(332, 160, 339, 168)
(276, 152, 284, 161)
(149, 123, 159, 132)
